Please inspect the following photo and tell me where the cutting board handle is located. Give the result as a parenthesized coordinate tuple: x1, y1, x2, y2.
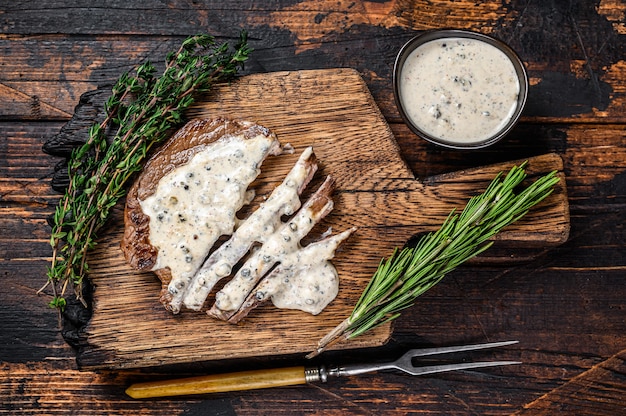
(415, 152, 570, 247)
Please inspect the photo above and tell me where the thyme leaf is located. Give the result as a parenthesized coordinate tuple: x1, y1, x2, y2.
(308, 162, 560, 358)
(41, 32, 251, 311)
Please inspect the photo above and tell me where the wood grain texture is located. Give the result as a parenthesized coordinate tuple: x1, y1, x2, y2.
(2, 1, 626, 124)
(513, 349, 626, 415)
(78, 69, 568, 370)
(0, 356, 534, 416)
(1, 1, 625, 414)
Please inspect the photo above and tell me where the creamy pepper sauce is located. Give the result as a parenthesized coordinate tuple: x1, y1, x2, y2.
(399, 37, 520, 144)
(141, 136, 347, 318)
(253, 228, 354, 315)
(181, 147, 316, 311)
(212, 196, 330, 314)
(140, 132, 275, 308)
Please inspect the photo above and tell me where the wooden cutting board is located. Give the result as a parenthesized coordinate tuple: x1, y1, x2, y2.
(77, 69, 569, 370)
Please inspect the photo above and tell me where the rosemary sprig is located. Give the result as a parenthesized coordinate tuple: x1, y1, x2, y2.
(307, 162, 560, 358)
(40, 32, 251, 311)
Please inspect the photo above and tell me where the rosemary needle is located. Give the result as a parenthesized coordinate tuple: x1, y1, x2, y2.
(41, 32, 251, 311)
(307, 163, 560, 358)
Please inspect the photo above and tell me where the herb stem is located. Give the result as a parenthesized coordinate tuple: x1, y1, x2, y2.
(307, 163, 560, 358)
(43, 32, 251, 311)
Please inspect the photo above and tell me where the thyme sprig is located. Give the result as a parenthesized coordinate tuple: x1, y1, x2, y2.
(308, 162, 560, 358)
(40, 32, 251, 311)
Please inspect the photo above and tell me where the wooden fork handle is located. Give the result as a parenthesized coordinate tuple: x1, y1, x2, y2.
(126, 366, 308, 399)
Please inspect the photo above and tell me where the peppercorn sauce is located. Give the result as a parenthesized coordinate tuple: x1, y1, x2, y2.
(398, 37, 521, 144)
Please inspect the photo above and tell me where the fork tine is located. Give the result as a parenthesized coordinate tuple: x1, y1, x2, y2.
(401, 340, 519, 360)
(334, 341, 520, 378)
(397, 360, 522, 376)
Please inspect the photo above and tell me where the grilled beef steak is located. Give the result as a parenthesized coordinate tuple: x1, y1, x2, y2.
(121, 117, 281, 312)
(121, 116, 354, 320)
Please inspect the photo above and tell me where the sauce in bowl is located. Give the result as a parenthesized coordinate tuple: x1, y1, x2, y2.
(394, 30, 528, 149)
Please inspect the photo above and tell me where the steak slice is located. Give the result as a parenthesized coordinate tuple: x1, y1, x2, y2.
(227, 226, 357, 324)
(207, 176, 337, 321)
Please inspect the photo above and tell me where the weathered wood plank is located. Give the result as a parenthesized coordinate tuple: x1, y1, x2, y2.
(2, 0, 509, 35)
(393, 122, 626, 206)
(1, 1, 625, 414)
(512, 349, 626, 415)
(0, 356, 559, 415)
(1, 1, 626, 122)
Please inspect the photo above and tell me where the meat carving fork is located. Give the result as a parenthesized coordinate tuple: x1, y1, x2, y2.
(126, 340, 520, 398)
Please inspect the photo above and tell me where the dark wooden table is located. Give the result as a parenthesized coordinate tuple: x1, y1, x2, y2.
(1, 1, 625, 414)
